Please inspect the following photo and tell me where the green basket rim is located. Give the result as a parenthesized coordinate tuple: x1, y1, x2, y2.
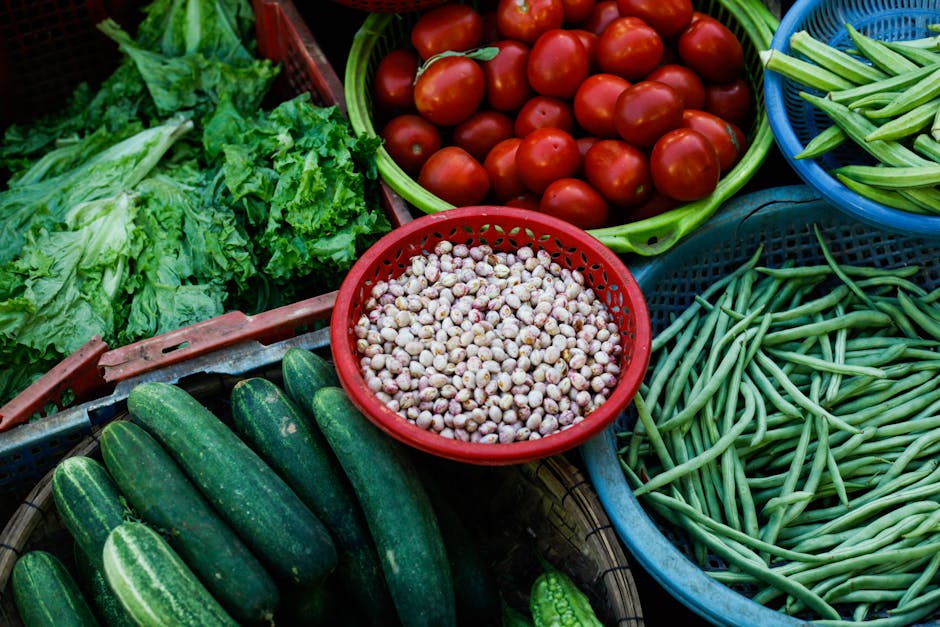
(344, 0, 779, 256)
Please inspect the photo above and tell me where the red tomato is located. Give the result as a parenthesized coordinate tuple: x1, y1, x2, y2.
(411, 4, 485, 60)
(583, 1, 621, 36)
(595, 17, 664, 81)
(576, 135, 601, 164)
(505, 192, 542, 210)
(539, 178, 609, 228)
(514, 96, 576, 136)
(680, 109, 745, 172)
(527, 29, 590, 99)
(515, 127, 580, 193)
(373, 49, 420, 114)
(453, 110, 516, 162)
(381, 114, 443, 176)
(496, 0, 565, 44)
(616, 0, 693, 38)
(570, 29, 599, 69)
(613, 80, 684, 148)
(704, 79, 752, 127)
(414, 56, 486, 127)
(677, 17, 745, 84)
(483, 137, 528, 201)
(583, 139, 652, 206)
(644, 64, 705, 110)
(650, 128, 720, 201)
(561, 0, 596, 25)
(418, 146, 491, 206)
(483, 40, 532, 112)
(574, 73, 631, 138)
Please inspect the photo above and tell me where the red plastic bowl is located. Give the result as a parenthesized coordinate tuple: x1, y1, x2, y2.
(331, 206, 651, 465)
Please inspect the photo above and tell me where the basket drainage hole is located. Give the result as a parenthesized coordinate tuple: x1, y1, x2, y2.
(162, 342, 190, 354)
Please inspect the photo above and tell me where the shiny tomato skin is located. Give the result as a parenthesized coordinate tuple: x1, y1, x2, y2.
(562, 0, 596, 25)
(569, 29, 599, 69)
(576, 135, 601, 165)
(650, 128, 720, 202)
(613, 80, 684, 148)
(411, 4, 485, 60)
(644, 63, 705, 110)
(539, 178, 609, 229)
(454, 110, 516, 163)
(514, 96, 576, 136)
(515, 127, 581, 193)
(483, 40, 532, 113)
(418, 146, 491, 206)
(505, 192, 542, 211)
(583, 1, 621, 36)
(483, 137, 528, 201)
(373, 49, 420, 114)
(528, 29, 591, 99)
(573, 73, 631, 138)
(496, 0, 565, 44)
(583, 138, 652, 206)
(680, 109, 745, 173)
(414, 56, 486, 127)
(704, 79, 752, 127)
(677, 17, 745, 84)
(381, 114, 443, 176)
(595, 17, 664, 81)
(616, 0, 693, 38)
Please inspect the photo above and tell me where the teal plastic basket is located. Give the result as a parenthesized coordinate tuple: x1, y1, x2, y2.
(764, 0, 940, 237)
(345, 0, 779, 256)
(581, 184, 940, 625)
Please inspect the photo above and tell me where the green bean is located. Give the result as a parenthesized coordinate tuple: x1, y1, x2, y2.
(886, 584, 940, 617)
(897, 289, 940, 340)
(830, 369, 938, 415)
(872, 423, 940, 489)
(764, 346, 886, 377)
(628, 393, 674, 472)
(760, 414, 813, 548)
(643, 313, 701, 416)
(824, 574, 920, 604)
(898, 551, 940, 607)
(761, 310, 893, 346)
(633, 384, 755, 496)
(687, 417, 724, 524)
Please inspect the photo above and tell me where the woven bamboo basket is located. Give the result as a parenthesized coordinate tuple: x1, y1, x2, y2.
(0, 366, 644, 626)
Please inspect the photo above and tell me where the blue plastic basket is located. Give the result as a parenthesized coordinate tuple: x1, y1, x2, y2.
(580, 184, 940, 626)
(764, 0, 940, 238)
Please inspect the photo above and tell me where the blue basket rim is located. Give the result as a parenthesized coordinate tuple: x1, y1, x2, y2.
(763, 0, 940, 238)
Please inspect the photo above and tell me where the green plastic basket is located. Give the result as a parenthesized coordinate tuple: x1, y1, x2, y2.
(345, 0, 778, 256)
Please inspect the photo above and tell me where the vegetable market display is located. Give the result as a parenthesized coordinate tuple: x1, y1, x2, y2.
(619, 226, 940, 623)
(763, 21, 940, 215)
(8, 348, 608, 626)
(0, 0, 392, 410)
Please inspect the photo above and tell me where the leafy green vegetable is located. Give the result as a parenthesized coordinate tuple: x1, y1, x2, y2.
(0, 0, 389, 409)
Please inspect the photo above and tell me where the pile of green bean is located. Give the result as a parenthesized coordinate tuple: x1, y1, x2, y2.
(618, 227, 940, 625)
(762, 22, 940, 213)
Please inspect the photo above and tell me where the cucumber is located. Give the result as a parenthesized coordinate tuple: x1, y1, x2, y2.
(12, 550, 100, 627)
(51, 456, 127, 573)
(99, 420, 280, 624)
(126, 381, 337, 587)
(73, 543, 136, 627)
(281, 347, 339, 402)
(310, 386, 456, 627)
(230, 376, 394, 625)
(102, 521, 236, 627)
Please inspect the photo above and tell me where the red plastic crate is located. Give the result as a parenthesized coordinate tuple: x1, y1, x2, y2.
(0, 0, 413, 490)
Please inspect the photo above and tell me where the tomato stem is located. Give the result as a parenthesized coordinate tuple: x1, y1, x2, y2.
(414, 46, 500, 83)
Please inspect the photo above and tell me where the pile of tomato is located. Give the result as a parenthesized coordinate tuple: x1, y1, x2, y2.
(372, 0, 753, 230)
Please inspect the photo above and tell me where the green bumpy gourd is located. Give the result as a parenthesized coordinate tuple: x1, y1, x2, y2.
(529, 569, 603, 627)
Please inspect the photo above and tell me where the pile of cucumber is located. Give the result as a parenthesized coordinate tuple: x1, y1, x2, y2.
(10, 347, 607, 626)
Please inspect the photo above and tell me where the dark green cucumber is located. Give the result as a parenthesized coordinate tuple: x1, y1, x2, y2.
(281, 348, 339, 404)
(73, 542, 136, 627)
(126, 381, 337, 587)
(230, 376, 394, 625)
(51, 456, 127, 573)
(12, 550, 100, 627)
(310, 386, 456, 627)
(99, 420, 280, 624)
(102, 521, 236, 626)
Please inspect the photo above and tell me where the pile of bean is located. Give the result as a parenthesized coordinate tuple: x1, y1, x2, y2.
(619, 227, 940, 624)
(353, 242, 623, 444)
